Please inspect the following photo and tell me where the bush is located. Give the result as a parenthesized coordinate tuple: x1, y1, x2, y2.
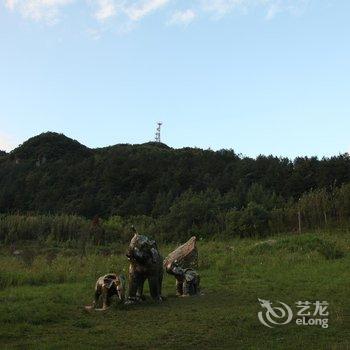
(237, 202, 270, 237)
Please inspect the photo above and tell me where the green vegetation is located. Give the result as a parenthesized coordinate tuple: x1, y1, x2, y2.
(0, 231, 349, 349)
(1, 132, 350, 240)
(1, 132, 349, 348)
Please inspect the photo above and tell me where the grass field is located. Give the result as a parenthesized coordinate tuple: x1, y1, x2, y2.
(0, 231, 349, 349)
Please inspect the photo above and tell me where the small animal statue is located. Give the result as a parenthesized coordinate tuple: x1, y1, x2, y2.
(86, 273, 126, 310)
(165, 260, 200, 297)
(126, 227, 163, 303)
(163, 236, 198, 269)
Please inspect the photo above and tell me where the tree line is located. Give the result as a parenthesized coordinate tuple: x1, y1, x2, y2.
(0, 132, 349, 242)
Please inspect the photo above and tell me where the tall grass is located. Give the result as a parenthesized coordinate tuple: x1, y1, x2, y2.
(0, 232, 346, 291)
(0, 246, 128, 290)
(0, 214, 137, 244)
(0, 206, 350, 246)
(0, 214, 89, 243)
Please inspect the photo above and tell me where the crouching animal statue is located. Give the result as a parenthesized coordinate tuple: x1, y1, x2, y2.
(86, 273, 126, 310)
(126, 229, 163, 303)
(164, 236, 200, 296)
(165, 261, 200, 296)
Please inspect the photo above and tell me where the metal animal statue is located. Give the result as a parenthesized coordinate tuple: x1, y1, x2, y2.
(86, 273, 126, 311)
(164, 237, 200, 296)
(126, 227, 163, 303)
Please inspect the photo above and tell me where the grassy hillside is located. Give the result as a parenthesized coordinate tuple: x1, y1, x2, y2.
(2, 132, 350, 241)
(0, 231, 349, 349)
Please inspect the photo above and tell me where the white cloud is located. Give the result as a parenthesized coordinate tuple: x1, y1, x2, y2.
(200, 0, 311, 19)
(94, 0, 117, 21)
(5, 0, 18, 10)
(265, 0, 310, 20)
(91, 0, 170, 23)
(124, 0, 169, 21)
(168, 9, 196, 26)
(86, 27, 102, 39)
(0, 132, 16, 152)
(3, 0, 312, 28)
(266, 2, 281, 20)
(200, 0, 247, 17)
(5, 0, 75, 24)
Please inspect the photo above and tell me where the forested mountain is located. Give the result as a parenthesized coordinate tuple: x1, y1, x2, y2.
(0, 132, 349, 221)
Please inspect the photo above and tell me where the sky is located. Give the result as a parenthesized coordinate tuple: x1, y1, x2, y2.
(0, 0, 349, 158)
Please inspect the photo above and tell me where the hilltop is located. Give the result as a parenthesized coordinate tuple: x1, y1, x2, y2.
(10, 132, 92, 162)
(0, 132, 350, 238)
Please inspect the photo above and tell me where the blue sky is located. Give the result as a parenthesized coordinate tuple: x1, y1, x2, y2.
(0, 0, 349, 158)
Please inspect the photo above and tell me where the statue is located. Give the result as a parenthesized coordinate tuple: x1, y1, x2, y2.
(164, 237, 200, 296)
(86, 273, 126, 310)
(166, 261, 200, 296)
(163, 236, 198, 269)
(126, 227, 163, 303)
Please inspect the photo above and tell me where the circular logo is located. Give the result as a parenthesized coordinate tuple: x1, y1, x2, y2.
(258, 298, 293, 328)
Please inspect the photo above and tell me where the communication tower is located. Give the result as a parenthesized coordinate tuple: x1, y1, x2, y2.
(155, 122, 162, 143)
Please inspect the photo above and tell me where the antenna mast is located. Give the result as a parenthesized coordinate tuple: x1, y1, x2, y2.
(155, 122, 162, 143)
